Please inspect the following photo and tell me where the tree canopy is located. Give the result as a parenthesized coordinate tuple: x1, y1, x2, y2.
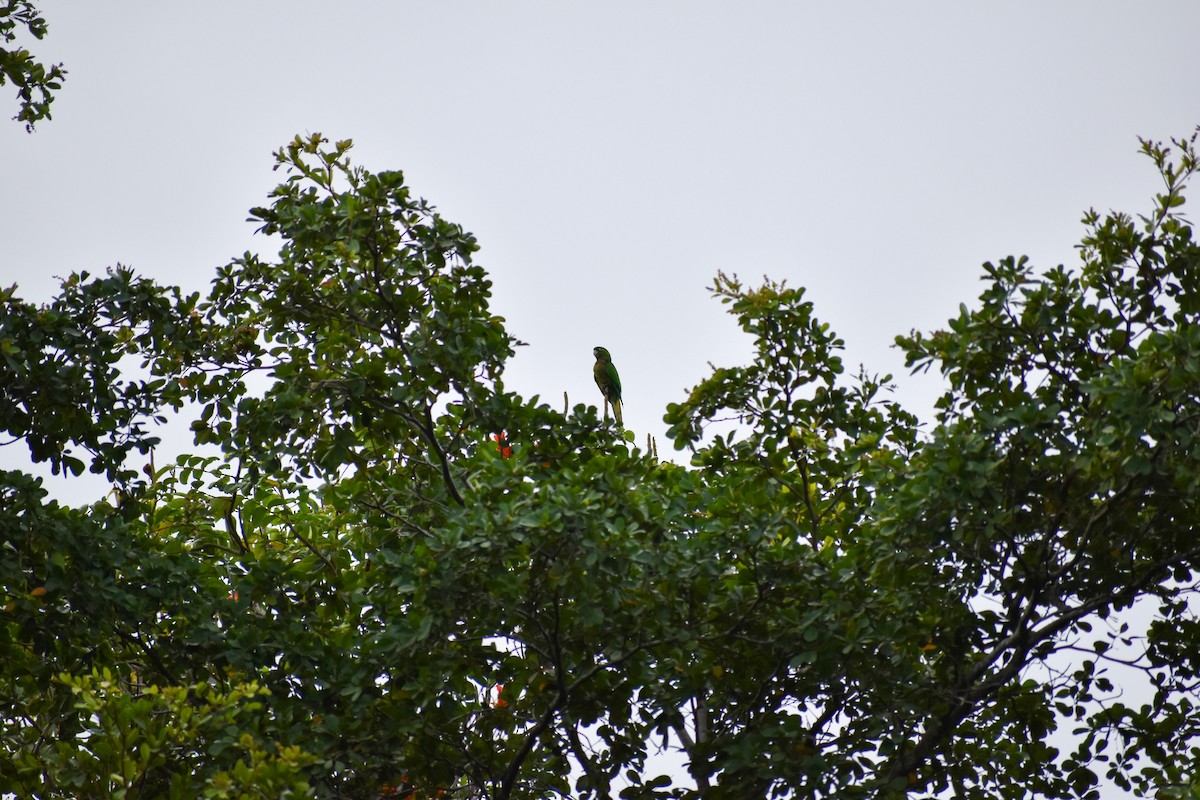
(3, 129, 1200, 799)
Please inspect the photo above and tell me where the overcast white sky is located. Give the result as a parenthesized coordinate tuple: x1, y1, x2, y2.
(3, 2, 1199, 450)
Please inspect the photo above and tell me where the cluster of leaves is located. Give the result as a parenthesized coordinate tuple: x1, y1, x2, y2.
(32, 670, 312, 799)
(0, 0, 65, 130)
(4, 129, 1200, 799)
(0, 268, 202, 483)
(893, 130, 1200, 796)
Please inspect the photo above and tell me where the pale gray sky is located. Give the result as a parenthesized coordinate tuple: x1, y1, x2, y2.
(4, 2, 1198, 447)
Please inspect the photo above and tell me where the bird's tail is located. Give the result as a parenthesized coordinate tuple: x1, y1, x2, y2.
(612, 398, 623, 428)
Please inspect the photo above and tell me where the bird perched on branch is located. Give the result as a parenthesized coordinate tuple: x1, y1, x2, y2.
(592, 346, 623, 428)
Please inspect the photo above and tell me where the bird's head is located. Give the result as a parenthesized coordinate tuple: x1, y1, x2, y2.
(593, 346, 611, 362)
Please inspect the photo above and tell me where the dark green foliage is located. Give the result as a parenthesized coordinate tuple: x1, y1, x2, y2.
(0, 268, 200, 484)
(3, 129, 1200, 798)
(0, 1, 65, 130)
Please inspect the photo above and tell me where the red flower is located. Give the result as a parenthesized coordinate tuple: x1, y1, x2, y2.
(492, 432, 512, 459)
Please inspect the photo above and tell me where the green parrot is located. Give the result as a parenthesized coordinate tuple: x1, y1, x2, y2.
(592, 346, 623, 427)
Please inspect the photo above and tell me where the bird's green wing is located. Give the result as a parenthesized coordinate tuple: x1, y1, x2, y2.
(604, 362, 622, 399)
